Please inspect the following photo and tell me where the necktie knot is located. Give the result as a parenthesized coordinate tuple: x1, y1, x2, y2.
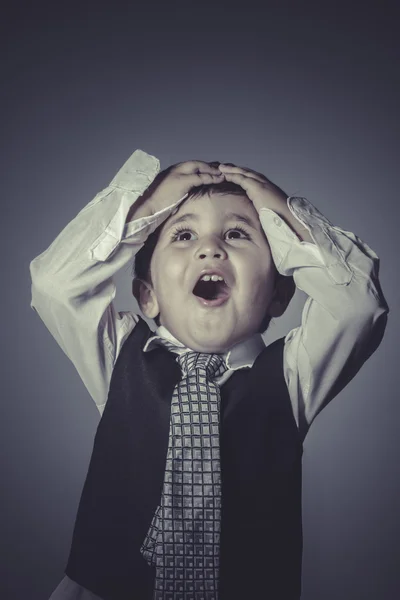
(177, 351, 226, 380)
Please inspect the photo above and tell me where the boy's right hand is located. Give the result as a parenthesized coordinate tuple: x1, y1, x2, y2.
(127, 161, 225, 221)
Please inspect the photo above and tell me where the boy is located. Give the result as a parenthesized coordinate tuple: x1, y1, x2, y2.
(30, 149, 388, 600)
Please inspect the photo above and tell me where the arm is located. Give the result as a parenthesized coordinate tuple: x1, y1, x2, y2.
(218, 163, 389, 440)
(259, 196, 389, 441)
(30, 150, 181, 414)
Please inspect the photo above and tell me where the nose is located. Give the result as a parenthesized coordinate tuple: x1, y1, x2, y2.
(195, 236, 228, 260)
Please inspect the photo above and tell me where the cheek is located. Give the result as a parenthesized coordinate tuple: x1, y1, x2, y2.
(163, 259, 186, 291)
(246, 274, 274, 314)
(239, 253, 273, 293)
(249, 276, 271, 303)
(152, 253, 185, 297)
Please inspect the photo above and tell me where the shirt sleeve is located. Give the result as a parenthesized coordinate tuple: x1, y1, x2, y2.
(259, 197, 389, 441)
(29, 149, 188, 414)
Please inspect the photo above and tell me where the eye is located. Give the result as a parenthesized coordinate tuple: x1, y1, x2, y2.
(170, 224, 251, 242)
(170, 226, 196, 242)
(225, 225, 251, 240)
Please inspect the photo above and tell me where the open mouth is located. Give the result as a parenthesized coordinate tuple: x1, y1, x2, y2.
(192, 275, 230, 303)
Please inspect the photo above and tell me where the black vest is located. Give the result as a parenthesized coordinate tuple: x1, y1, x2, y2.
(66, 317, 303, 599)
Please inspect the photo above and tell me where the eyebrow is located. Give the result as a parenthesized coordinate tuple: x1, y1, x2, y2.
(165, 211, 259, 231)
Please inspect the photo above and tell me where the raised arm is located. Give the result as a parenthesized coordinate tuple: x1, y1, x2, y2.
(261, 197, 389, 441)
(218, 162, 389, 441)
(30, 150, 166, 413)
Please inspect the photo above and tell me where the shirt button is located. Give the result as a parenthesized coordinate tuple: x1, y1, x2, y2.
(274, 217, 282, 226)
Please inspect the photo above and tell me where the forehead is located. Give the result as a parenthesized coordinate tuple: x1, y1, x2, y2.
(168, 191, 259, 224)
(185, 191, 252, 210)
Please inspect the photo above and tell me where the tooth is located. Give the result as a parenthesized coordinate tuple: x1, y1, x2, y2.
(217, 276, 224, 281)
(211, 275, 219, 282)
(202, 275, 211, 281)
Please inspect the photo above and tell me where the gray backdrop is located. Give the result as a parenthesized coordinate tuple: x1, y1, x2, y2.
(2, 1, 399, 599)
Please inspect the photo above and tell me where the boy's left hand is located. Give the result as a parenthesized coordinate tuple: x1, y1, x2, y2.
(216, 162, 314, 243)
(216, 163, 288, 214)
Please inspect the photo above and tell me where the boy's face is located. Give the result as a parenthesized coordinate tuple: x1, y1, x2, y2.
(140, 192, 281, 353)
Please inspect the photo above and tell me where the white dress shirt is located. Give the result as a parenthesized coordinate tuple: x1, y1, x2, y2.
(29, 149, 388, 600)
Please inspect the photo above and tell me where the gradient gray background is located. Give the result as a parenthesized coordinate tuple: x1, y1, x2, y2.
(2, 1, 399, 599)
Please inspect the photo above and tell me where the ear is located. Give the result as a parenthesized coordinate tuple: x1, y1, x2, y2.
(267, 275, 296, 318)
(131, 278, 160, 319)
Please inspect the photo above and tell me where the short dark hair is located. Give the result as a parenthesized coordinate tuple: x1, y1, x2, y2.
(132, 180, 285, 333)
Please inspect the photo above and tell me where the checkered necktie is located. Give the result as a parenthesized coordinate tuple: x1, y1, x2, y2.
(141, 350, 227, 600)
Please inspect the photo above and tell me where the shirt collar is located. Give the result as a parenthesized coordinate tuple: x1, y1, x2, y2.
(143, 325, 266, 371)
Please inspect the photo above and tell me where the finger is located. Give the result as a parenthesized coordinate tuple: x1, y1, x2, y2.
(218, 165, 265, 182)
(223, 171, 286, 199)
(208, 161, 221, 169)
(219, 163, 267, 183)
(190, 172, 226, 186)
(219, 164, 266, 182)
(177, 160, 222, 175)
(219, 171, 262, 192)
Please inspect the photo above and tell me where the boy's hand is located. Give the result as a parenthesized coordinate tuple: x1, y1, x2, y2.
(217, 163, 313, 243)
(217, 163, 288, 213)
(128, 161, 225, 221)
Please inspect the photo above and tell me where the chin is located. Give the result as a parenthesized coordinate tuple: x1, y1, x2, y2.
(187, 331, 238, 354)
